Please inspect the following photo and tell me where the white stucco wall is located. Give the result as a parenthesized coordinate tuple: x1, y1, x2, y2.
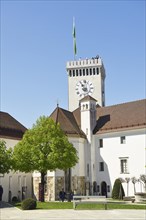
(94, 128, 146, 197)
(0, 138, 32, 202)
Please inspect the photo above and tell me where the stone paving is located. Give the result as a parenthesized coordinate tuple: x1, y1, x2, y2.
(0, 202, 145, 220)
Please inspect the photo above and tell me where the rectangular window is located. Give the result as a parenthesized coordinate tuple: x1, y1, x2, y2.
(90, 68, 92, 75)
(120, 158, 128, 173)
(87, 164, 89, 177)
(18, 176, 21, 191)
(107, 185, 110, 192)
(86, 69, 88, 75)
(83, 69, 85, 76)
(99, 139, 103, 148)
(99, 162, 104, 171)
(121, 136, 126, 144)
(93, 68, 95, 75)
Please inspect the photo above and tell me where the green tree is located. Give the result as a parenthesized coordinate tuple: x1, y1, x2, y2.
(112, 178, 125, 200)
(0, 140, 13, 174)
(13, 116, 78, 202)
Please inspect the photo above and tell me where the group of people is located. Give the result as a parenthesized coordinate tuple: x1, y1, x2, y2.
(59, 188, 73, 202)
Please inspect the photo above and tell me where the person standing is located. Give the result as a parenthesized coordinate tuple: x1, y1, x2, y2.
(0, 185, 3, 201)
(59, 188, 66, 202)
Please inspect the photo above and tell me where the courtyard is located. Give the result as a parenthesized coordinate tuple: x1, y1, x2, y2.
(0, 202, 145, 220)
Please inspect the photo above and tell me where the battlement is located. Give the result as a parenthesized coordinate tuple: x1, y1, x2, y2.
(66, 56, 103, 69)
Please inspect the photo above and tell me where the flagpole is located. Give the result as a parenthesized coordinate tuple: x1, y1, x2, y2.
(72, 17, 77, 60)
(73, 17, 75, 61)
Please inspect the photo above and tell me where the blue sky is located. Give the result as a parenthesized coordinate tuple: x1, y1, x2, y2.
(1, 0, 145, 128)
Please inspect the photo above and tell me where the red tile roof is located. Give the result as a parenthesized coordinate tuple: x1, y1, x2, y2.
(0, 111, 27, 139)
(50, 99, 146, 136)
(73, 99, 146, 134)
(49, 107, 86, 138)
(94, 99, 146, 134)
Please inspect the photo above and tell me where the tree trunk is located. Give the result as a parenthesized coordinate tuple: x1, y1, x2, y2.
(39, 172, 46, 202)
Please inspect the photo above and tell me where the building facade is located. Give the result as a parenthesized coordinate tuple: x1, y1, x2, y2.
(0, 112, 33, 202)
(33, 56, 146, 201)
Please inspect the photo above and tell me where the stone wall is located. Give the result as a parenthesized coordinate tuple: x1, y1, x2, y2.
(33, 175, 86, 201)
(72, 176, 86, 195)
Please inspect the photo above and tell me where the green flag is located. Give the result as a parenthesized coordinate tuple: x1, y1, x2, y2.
(72, 18, 77, 56)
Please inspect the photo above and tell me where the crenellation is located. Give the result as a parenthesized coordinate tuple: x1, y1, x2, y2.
(66, 57, 102, 69)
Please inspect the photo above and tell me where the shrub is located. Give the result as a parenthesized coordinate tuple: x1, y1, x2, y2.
(12, 196, 19, 203)
(21, 198, 37, 210)
(112, 178, 125, 200)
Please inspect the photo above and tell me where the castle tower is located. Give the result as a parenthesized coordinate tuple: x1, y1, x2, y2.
(66, 56, 106, 111)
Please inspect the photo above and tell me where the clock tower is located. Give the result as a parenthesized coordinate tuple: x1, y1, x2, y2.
(66, 56, 106, 111)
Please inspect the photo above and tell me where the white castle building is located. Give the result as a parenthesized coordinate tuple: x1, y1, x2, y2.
(1, 56, 145, 202)
(32, 56, 146, 201)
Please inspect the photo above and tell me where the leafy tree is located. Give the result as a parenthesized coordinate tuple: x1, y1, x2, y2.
(112, 178, 125, 200)
(13, 116, 78, 202)
(0, 140, 13, 174)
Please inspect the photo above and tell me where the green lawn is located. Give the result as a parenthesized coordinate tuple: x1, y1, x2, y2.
(14, 201, 146, 210)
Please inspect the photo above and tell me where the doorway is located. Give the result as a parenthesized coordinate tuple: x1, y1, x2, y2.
(101, 181, 107, 197)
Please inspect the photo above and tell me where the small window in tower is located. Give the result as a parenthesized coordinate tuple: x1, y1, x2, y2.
(86, 104, 88, 109)
(76, 69, 78, 76)
(83, 69, 85, 76)
(90, 68, 92, 75)
(93, 68, 95, 75)
(83, 104, 85, 110)
(80, 69, 82, 76)
(73, 70, 75, 77)
(99, 139, 103, 148)
(86, 69, 88, 75)
(121, 136, 126, 144)
(107, 185, 110, 192)
(96, 68, 99, 75)
(69, 70, 72, 77)
(99, 162, 104, 171)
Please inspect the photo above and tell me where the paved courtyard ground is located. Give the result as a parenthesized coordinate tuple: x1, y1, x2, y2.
(0, 202, 145, 220)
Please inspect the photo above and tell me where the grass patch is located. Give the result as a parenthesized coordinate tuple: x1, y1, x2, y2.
(37, 202, 73, 209)
(76, 203, 146, 210)
(14, 201, 146, 210)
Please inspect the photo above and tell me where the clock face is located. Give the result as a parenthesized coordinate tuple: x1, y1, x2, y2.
(76, 80, 94, 97)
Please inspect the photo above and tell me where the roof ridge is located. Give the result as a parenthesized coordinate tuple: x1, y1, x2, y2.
(103, 98, 146, 109)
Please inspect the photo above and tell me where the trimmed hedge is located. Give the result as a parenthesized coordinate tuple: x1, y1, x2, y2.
(21, 198, 37, 210)
(112, 178, 125, 200)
